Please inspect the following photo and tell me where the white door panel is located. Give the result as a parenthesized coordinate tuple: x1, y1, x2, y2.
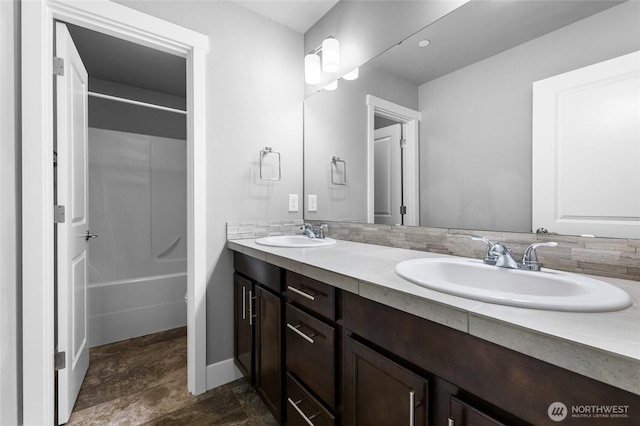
(533, 51, 640, 238)
(374, 124, 402, 225)
(56, 22, 90, 424)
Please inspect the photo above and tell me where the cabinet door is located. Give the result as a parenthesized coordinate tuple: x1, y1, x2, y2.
(234, 274, 253, 382)
(255, 285, 283, 422)
(449, 396, 507, 426)
(344, 336, 429, 426)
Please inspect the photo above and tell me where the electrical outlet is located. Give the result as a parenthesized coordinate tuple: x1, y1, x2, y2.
(308, 194, 317, 212)
(289, 194, 299, 212)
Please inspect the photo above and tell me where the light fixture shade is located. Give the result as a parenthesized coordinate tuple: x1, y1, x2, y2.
(343, 67, 359, 80)
(322, 37, 340, 73)
(324, 80, 338, 91)
(305, 53, 321, 84)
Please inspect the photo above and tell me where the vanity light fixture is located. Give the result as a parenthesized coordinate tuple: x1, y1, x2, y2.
(305, 36, 340, 85)
(322, 37, 340, 72)
(305, 53, 321, 84)
(343, 67, 359, 80)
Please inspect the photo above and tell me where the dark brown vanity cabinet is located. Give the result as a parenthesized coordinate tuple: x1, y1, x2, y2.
(233, 251, 640, 426)
(343, 291, 639, 426)
(233, 253, 284, 423)
(285, 271, 338, 425)
(343, 336, 429, 426)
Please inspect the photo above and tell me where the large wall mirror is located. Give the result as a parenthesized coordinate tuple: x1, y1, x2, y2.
(303, 0, 639, 238)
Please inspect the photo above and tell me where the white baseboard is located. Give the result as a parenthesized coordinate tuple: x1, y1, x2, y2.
(206, 357, 244, 390)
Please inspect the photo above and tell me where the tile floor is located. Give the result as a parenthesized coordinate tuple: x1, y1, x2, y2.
(67, 327, 277, 425)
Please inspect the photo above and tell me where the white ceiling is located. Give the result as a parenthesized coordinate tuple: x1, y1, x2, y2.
(232, 0, 339, 33)
(66, 1, 338, 97)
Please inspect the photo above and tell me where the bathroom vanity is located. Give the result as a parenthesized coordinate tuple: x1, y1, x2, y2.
(229, 238, 640, 425)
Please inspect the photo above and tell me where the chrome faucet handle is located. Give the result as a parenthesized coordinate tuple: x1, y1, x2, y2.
(470, 235, 495, 248)
(521, 241, 558, 271)
(317, 224, 328, 239)
(470, 235, 497, 263)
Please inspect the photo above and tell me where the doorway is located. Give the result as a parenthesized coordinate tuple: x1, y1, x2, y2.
(66, 24, 188, 348)
(21, 2, 208, 424)
(366, 95, 421, 226)
(55, 24, 189, 423)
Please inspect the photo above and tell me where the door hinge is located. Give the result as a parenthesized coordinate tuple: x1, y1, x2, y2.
(53, 57, 64, 76)
(53, 151, 58, 167)
(55, 351, 66, 371)
(400, 205, 407, 215)
(400, 138, 407, 148)
(54, 205, 66, 223)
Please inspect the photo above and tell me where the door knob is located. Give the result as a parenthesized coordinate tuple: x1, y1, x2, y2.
(85, 231, 98, 241)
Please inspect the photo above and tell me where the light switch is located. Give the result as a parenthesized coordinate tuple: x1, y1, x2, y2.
(289, 194, 299, 212)
(308, 194, 317, 212)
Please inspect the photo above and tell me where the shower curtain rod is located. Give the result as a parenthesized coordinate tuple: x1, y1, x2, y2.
(88, 91, 187, 115)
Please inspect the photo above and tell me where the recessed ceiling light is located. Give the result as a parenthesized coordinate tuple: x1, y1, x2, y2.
(418, 39, 431, 48)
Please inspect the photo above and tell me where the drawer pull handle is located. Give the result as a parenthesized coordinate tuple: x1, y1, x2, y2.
(287, 323, 315, 344)
(448, 418, 455, 426)
(288, 397, 319, 426)
(409, 390, 415, 426)
(288, 285, 316, 301)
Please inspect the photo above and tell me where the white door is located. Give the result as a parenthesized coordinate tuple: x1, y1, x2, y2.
(55, 22, 90, 424)
(532, 51, 640, 239)
(374, 124, 403, 225)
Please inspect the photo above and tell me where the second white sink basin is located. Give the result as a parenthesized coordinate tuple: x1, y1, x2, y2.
(255, 235, 336, 248)
(394, 257, 632, 312)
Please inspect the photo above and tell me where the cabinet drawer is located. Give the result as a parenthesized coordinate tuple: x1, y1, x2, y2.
(287, 373, 335, 426)
(234, 252, 282, 292)
(286, 303, 336, 408)
(285, 271, 335, 320)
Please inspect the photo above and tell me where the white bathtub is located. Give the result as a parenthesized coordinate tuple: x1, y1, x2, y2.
(88, 272, 187, 347)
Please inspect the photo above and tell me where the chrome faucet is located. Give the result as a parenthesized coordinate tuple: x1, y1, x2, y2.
(470, 236, 557, 271)
(300, 223, 328, 239)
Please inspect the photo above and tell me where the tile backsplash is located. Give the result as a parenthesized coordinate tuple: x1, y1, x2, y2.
(226, 220, 305, 240)
(227, 220, 639, 282)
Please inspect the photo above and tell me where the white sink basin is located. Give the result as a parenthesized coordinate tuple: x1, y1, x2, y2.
(394, 257, 632, 312)
(255, 235, 336, 248)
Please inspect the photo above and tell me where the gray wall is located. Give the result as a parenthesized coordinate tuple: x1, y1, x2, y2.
(419, 1, 640, 232)
(0, 0, 21, 424)
(116, 0, 304, 366)
(304, 0, 466, 97)
(304, 66, 418, 222)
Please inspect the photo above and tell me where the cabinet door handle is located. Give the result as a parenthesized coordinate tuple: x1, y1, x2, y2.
(287, 285, 316, 301)
(242, 286, 246, 320)
(286, 323, 315, 344)
(409, 390, 415, 426)
(287, 397, 319, 426)
(448, 417, 454, 426)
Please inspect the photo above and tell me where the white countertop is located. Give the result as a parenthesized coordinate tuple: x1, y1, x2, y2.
(227, 238, 640, 395)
